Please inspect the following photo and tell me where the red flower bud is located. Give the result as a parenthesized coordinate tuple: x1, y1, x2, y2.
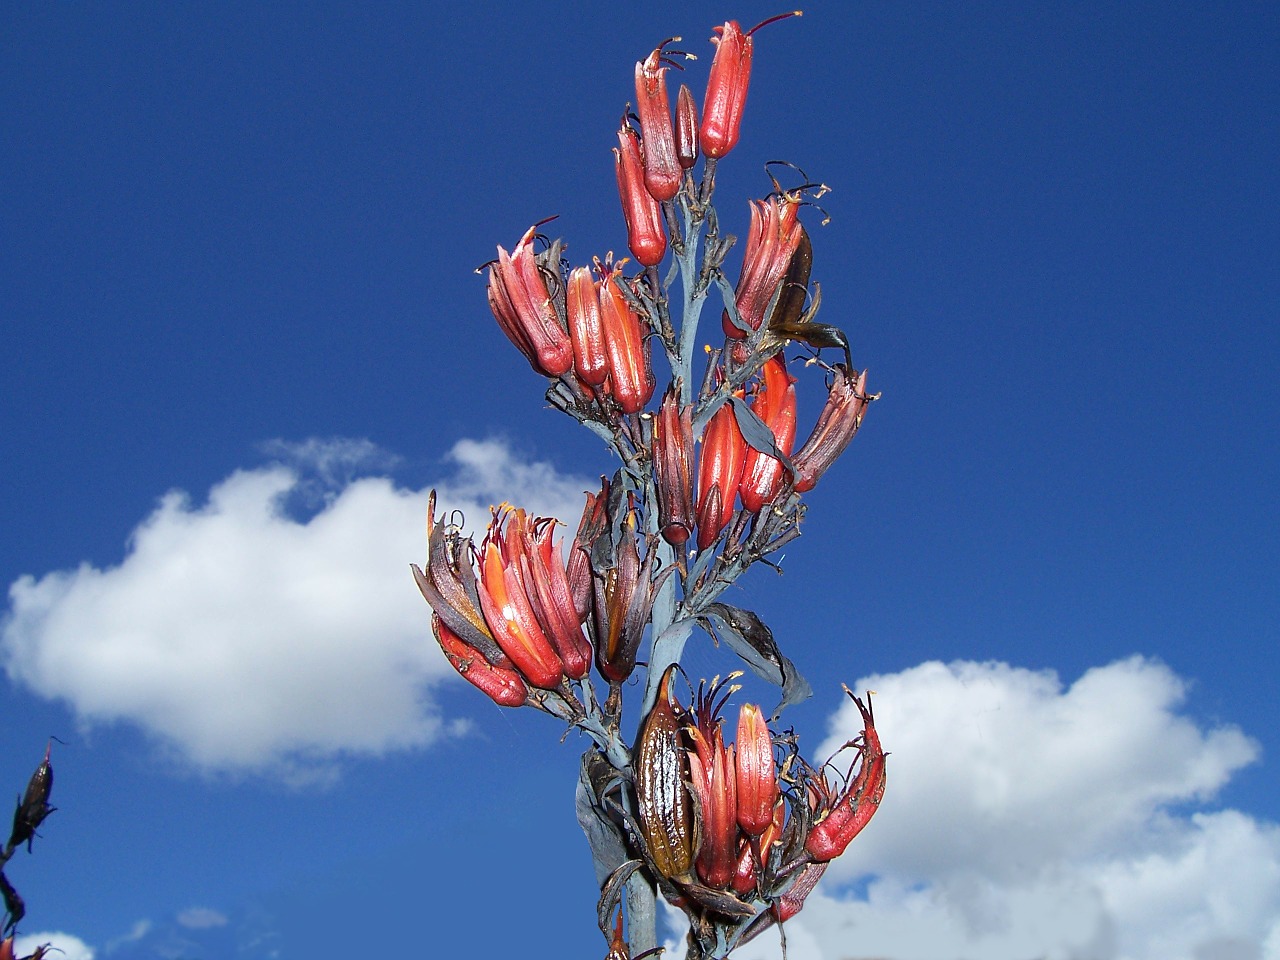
(734, 703, 778, 837)
(653, 384, 695, 546)
(635, 46, 681, 202)
(433, 615, 527, 707)
(614, 125, 667, 267)
(567, 265, 609, 387)
(696, 392, 746, 551)
(739, 355, 798, 513)
(792, 366, 872, 492)
(723, 194, 804, 339)
(805, 691, 887, 862)
(676, 84, 699, 170)
(487, 225, 573, 377)
(598, 263, 655, 415)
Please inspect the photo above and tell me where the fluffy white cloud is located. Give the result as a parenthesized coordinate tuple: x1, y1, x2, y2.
(736, 657, 1277, 960)
(0, 438, 593, 778)
(14, 932, 95, 960)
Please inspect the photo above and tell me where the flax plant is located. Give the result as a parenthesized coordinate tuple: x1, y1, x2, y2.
(414, 15, 884, 959)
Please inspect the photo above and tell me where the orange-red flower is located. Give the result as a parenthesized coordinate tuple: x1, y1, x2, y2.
(676, 83, 699, 170)
(695, 392, 747, 551)
(700, 14, 799, 160)
(687, 722, 738, 889)
(734, 703, 778, 837)
(597, 262, 655, 415)
(700, 20, 752, 160)
(476, 507, 567, 690)
(567, 265, 609, 388)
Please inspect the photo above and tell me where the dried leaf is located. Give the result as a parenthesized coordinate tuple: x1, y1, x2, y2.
(701, 603, 812, 716)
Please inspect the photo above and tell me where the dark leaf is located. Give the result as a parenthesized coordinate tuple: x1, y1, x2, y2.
(701, 603, 812, 716)
(641, 618, 694, 715)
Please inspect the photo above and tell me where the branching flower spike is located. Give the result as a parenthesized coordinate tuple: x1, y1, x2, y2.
(413, 14, 884, 959)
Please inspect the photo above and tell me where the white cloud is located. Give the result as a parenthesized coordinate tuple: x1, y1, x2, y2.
(0, 438, 594, 778)
(747, 657, 1277, 960)
(14, 932, 94, 960)
(175, 907, 227, 930)
(103, 919, 151, 953)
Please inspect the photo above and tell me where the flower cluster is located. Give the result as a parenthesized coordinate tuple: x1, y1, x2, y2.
(631, 671, 885, 945)
(420, 14, 884, 960)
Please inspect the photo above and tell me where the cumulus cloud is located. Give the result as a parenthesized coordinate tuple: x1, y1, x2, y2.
(732, 657, 1277, 960)
(0, 438, 593, 778)
(14, 932, 95, 960)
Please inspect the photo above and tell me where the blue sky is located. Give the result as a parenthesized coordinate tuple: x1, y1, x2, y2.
(2, 3, 1277, 959)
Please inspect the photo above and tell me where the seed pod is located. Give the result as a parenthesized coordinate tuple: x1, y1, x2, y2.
(633, 665, 697, 882)
(766, 226, 812, 332)
(8, 742, 55, 853)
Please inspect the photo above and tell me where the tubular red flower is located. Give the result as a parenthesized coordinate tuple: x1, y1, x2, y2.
(614, 125, 667, 267)
(804, 692, 887, 862)
(695, 392, 747, 551)
(701, 14, 800, 160)
(635, 46, 681, 202)
(522, 517, 594, 680)
(597, 263, 655, 415)
(653, 384, 695, 546)
(687, 723, 738, 889)
(676, 83, 699, 170)
(567, 265, 609, 387)
(792, 366, 872, 492)
(432, 615, 528, 707)
(723, 194, 804, 339)
(739, 355, 798, 513)
(700, 21, 752, 159)
(487, 225, 573, 377)
(734, 703, 779, 837)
